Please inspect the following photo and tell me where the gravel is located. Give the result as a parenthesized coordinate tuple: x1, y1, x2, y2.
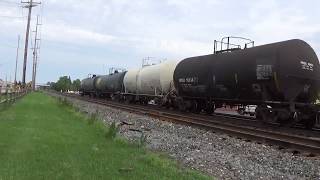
(50, 93, 320, 180)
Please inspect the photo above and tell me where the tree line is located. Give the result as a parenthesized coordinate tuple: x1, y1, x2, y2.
(48, 76, 81, 92)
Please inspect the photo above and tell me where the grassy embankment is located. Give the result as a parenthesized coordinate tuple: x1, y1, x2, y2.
(0, 92, 210, 179)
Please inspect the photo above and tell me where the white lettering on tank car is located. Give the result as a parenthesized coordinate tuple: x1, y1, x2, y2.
(300, 61, 314, 71)
(179, 77, 199, 84)
(256, 65, 273, 80)
(179, 78, 185, 83)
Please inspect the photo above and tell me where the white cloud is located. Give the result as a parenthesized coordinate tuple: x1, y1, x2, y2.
(43, 23, 116, 45)
(42, 21, 213, 58)
(41, 0, 320, 55)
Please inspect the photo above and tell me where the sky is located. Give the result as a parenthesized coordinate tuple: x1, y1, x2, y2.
(0, 0, 320, 83)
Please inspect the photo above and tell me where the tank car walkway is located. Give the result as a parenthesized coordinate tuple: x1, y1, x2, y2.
(0, 92, 209, 180)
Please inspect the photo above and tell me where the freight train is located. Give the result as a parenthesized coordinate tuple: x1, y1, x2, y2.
(80, 38, 320, 129)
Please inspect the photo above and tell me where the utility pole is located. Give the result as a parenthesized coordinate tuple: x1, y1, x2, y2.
(21, 0, 40, 86)
(32, 15, 41, 90)
(14, 35, 20, 85)
(34, 51, 39, 89)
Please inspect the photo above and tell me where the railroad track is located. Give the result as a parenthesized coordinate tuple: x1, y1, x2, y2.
(55, 92, 320, 156)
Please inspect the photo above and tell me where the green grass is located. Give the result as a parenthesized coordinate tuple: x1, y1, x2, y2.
(0, 92, 210, 180)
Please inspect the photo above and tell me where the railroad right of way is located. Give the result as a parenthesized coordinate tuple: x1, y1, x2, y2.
(49, 92, 320, 179)
(61, 92, 320, 156)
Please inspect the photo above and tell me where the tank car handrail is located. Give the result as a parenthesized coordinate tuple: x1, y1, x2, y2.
(216, 48, 242, 54)
(214, 36, 255, 54)
(221, 36, 254, 48)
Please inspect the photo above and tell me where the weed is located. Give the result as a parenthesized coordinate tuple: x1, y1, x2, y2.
(139, 132, 148, 147)
(73, 105, 80, 112)
(62, 98, 72, 107)
(88, 110, 99, 125)
(105, 121, 120, 139)
(57, 97, 73, 108)
(129, 129, 148, 148)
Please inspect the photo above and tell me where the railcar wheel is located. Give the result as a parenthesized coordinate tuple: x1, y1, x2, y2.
(260, 111, 269, 123)
(276, 109, 291, 126)
(142, 99, 149, 105)
(164, 102, 171, 109)
(111, 94, 120, 102)
(124, 99, 130, 104)
(178, 104, 186, 112)
(304, 118, 316, 129)
(255, 107, 262, 119)
(257, 105, 277, 124)
(237, 108, 244, 115)
(256, 105, 268, 122)
(301, 112, 316, 129)
(124, 96, 132, 104)
(205, 104, 215, 115)
(118, 95, 124, 103)
(191, 101, 202, 114)
(279, 111, 300, 128)
(177, 98, 186, 112)
(206, 108, 214, 115)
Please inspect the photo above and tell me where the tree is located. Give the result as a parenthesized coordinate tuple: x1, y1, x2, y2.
(72, 79, 81, 91)
(52, 76, 82, 92)
(54, 76, 72, 92)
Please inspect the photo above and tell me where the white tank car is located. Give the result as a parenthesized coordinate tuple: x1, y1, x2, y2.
(123, 69, 140, 94)
(123, 60, 178, 96)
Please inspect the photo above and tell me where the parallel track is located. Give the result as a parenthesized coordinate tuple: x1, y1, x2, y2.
(57, 92, 320, 156)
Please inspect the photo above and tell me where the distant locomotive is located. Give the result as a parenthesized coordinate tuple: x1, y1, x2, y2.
(80, 38, 320, 128)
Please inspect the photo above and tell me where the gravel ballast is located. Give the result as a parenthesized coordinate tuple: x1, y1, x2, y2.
(51, 93, 320, 180)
